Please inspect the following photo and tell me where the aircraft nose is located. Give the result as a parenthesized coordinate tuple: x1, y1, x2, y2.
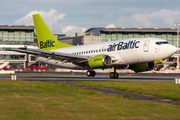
(168, 44, 177, 54)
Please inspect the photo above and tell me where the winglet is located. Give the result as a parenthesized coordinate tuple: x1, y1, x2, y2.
(33, 14, 73, 51)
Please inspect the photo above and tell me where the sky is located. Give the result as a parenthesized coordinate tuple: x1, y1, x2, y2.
(1, 0, 180, 36)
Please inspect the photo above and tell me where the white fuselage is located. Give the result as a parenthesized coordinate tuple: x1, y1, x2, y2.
(37, 37, 177, 70)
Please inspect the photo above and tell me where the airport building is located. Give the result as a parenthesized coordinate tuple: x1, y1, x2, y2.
(0, 25, 37, 69)
(0, 25, 35, 45)
(57, 33, 102, 45)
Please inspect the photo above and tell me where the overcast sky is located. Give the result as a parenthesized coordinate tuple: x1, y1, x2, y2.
(1, 0, 180, 36)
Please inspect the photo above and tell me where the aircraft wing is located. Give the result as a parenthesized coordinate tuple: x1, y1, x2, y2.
(7, 48, 89, 63)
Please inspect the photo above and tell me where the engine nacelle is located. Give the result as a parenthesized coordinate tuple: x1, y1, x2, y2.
(88, 55, 112, 69)
(129, 62, 155, 73)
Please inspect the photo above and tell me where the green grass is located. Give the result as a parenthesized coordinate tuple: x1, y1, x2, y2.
(0, 80, 180, 120)
(75, 81, 180, 99)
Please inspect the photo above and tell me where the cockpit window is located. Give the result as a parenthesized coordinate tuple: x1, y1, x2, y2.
(156, 41, 169, 45)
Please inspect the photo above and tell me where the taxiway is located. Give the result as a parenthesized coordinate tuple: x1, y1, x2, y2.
(0, 72, 179, 82)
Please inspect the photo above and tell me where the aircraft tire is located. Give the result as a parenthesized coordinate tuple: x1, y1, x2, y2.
(86, 70, 91, 77)
(86, 70, 96, 77)
(154, 65, 160, 71)
(91, 71, 96, 77)
(110, 72, 119, 79)
(114, 72, 119, 78)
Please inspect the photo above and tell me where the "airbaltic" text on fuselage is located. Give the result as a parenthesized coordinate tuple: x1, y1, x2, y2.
(107, 40, 140, 52)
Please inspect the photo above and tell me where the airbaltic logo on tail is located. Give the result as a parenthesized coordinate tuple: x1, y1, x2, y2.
(40, 40, 55, 49)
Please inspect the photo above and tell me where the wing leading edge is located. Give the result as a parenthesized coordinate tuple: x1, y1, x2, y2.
(7, 48, 89, 63)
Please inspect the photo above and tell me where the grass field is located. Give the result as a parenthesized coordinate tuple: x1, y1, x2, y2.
(75, 81, 180, 99)
(0, 80, 180, 120)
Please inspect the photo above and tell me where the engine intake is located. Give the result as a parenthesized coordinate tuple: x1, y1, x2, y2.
(88, 55, 112, 69)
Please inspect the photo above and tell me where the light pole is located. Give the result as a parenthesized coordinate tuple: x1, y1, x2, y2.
(172, 23, 180, 69)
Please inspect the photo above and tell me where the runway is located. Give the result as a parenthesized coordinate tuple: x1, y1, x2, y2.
(0, 72, 179, 82)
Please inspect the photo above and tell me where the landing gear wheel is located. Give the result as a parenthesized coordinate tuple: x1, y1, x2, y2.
(91, 71, 96, 77)
(110, 72, 119, 79)
(86, 70, 91, 77)
(86, 70, 96, 77)
(109, 67, 119, 79)
(110, 72, 115, 78)
(114, 72, 119, 78)
(154, 65, 160, 71)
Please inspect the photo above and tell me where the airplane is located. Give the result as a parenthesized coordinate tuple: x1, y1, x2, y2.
(8, 14, 177, 79)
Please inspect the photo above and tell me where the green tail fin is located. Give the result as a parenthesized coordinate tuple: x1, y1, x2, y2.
(33, 14, 73, 51)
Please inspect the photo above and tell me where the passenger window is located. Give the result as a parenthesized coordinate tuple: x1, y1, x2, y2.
(163, 42, 168, 44)
(156, 42, 160, 45)
(156, 41, 169, 45)
(96, 50, 98, 52)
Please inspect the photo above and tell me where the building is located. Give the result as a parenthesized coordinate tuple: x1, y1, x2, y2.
(57, 33, 102, 45)
(0, 25, 37, 69)
(0, 25, 35, 45)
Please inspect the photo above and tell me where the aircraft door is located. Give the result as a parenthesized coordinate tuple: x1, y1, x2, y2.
(144, 40, 150, 52)
(101, 47, 105, 54)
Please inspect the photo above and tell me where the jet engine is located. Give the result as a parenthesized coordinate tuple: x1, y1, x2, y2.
(88, 55, 112, 69)
(129, 62, 155, 73)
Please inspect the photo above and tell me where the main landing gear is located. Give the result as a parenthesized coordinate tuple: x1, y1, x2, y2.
(86, 70, 96, 77)
(109, 67, 119, 79)
(86, 67, 119, 79)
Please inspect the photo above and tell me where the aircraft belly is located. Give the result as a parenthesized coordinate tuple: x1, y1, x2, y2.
(119, 50, 141, 64)
(120, 49, 156, 64)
